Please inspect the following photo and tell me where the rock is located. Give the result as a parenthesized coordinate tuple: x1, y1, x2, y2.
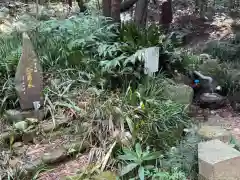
(0, 131, 11, 142)
(199, 93, 227, 109)
(25, 118, 39, 124)
(64, 141, 89, 154)
(163, 83, 194, 105)
(198, 125, 231, 143)
(0, 131, 21, 143)
(5, 109, 45, 123)
(42, 147, 68, 164)
(198, 139, 240, 180)
(5, 109, 24, 123)
(22, 128, 37, 144)
(40, 116, 70, 133)
(13, 145, 28, 156)
(198, 59, 221, 76)
(23, 158, 43, 173)
(55, 115, 70, 127)
(173, 71, 192, 85)
(14, 121, 28, 131)
(40, 121, 55, 133)
(93, 171, 118, 180)
(9, 158, 22, 167)
(20, 109, 45, 121)
(12, 142, 23, 148)
(219, 111, 231, 118)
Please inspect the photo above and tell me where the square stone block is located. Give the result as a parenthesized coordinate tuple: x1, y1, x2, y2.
(198, 139, 240, 180)
(197, 125, 231, 143)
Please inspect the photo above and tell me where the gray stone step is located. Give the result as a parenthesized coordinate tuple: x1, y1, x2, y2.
(198, 139, 240, 180)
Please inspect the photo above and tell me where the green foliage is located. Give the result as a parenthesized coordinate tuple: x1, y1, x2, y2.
(145, 167, 187, 180)
(117, 143, 161, 179)
(0, 14, 190, 111)
(0, 11, 197, 180)
(120, 23, 164, 51)
(66, 164, 118, 180)
(125, 76, 190, 149)
(198, 36, 240, 95)
(203, 40, 240, 63)
(31, 13, 118, 71)
(161, 127, 201, 179)
(229, 135, 240, 151)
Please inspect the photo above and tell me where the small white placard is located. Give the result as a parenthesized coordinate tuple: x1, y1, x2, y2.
(144, 47, 159, 76)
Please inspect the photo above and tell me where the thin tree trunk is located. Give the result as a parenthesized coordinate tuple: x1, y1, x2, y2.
(194, 0, 199, 12)
(111, 0, 121, 23)
(160, 0, 172, 32)
(134, 0, 148, 28)
(200, 0, 207, 19)
(229, 0, 234, 10)
(36, 0, 39, 19)
(103, 0, 112, 17)
(68, 0, 72, 8)
(76, 0, 87, 12)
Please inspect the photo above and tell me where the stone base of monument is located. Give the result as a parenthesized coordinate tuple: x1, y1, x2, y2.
(198, 174, 207, 180)
(198, 139, 240, 180)
(5, 108, 45, 123)
(197, 125, 231, 143)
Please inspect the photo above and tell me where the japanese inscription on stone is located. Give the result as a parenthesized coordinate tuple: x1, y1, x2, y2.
(15, 32, 43, 110)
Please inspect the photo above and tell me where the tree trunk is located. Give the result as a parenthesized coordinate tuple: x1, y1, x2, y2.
(111, 0, 121, 23)
(229, 0, 234, 10)
(120, 0, 138, 12)
(160, 0, 172, 32)
(194, 0, 199, 12)
(199, 0, 207, 19)
(103, 0, 112, 17)
(134, 0, 148, 28)
(68, 0, 72, 8)
(76, 0, 87, 12)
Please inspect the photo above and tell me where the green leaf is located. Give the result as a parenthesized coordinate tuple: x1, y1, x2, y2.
(117, 154, 138, 161)
(142, 151, 161, 161)
(153, 171, 169, 178)
(125, 116, 134, 133)
(122, 148, 139, 160)
(120, 163, 138, 176)
(140, 101, 145, 110)
(14, 121, 28, 131)
(138, 166, 144, 180)
(135, 143, 142, 158)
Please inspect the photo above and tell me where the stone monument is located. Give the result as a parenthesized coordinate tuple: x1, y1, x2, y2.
(15, 32, 44, 113)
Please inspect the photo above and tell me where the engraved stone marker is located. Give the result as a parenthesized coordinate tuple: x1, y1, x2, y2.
(15, 32, 44, 110)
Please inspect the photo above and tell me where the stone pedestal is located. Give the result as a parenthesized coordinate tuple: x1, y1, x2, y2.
(197, 125, 231, 143)
(5, 109, 45, 123)
(198, 139, 240, 180)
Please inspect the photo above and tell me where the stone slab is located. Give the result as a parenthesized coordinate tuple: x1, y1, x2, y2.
(198, 139, 240, 180)
(197, 125, 231, 143)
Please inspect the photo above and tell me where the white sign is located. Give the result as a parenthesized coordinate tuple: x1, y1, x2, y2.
(144, 47, 159, 76)
(33, 101, 41, 110)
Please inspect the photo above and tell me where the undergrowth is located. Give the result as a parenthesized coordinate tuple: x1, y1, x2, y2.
(201, 34, 240, 95)
(0, 12, 199, 180)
